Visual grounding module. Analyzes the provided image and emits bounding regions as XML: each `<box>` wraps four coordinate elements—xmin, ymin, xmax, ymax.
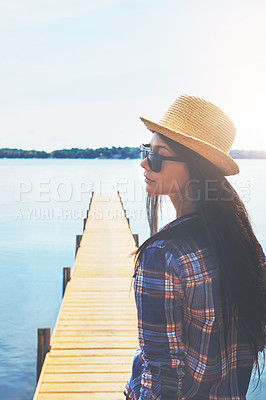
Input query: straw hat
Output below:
<box><xmin>140</xmin><ymin>94</ymin><xmax>239</xmax><ymax>176</ymax></box>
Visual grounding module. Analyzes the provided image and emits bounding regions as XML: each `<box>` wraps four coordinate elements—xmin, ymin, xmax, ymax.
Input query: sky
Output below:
<box><xmin>0</xmin><ymin>0</ymin><xmax>266</xmax><ymax>151</ymax></box>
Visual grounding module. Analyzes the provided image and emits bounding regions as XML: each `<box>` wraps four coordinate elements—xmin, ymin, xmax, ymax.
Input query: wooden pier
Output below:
<box><xmin>33</xmin><ymin>192</ymin><xmax>138</xmax><ymax>400</ymax></box>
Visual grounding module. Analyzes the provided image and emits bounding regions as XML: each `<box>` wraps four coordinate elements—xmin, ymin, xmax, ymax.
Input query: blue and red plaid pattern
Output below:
<box><xmin>124</xmin><ymin>213</ymin><xmax>257</xmax><ymax>399</ymax></box>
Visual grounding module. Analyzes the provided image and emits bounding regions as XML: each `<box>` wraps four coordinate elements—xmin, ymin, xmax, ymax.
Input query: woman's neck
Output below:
<box><xmin>169</xmin><ymin>193</ymin><xmax>197</xmax><ymax>218</ymax></box>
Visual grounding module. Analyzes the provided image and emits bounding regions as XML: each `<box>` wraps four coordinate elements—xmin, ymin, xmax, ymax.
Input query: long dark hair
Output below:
<box><xmin>135</xmin><ymin>134</ymin><xmax>266</xmax><ymax>381</ymax></box>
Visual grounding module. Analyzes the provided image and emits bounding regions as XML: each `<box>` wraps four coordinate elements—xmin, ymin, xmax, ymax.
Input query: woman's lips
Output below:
<box><xmin>144</xmin><ymin>175</ymin><xmax>155</xmax><ymax>183</ymax></box>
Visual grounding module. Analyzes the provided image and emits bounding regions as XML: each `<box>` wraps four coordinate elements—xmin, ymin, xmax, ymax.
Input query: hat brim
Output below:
<box><xmin>140</xmin><ymin>117</ymin><xmax>239</xmax><ymax>176</ymax></box>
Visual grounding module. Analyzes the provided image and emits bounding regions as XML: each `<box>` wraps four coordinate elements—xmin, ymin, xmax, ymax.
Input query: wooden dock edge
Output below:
<box><xmin>33</xmin><ymin>191</ymin><xmax>139</xmax><ymax>400</ymax></box>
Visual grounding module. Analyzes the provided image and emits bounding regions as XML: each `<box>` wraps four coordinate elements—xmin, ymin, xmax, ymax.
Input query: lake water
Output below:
<box><xmin>0</xmin><ymin>158</ymin><xmax>265</xmax><ymax>399</ymax></box>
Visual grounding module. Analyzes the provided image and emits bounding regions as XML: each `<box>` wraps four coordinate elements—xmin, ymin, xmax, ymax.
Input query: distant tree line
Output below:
<box><xmin>0</xmin><ymin>147</ymin><xmax>266</xmax><ymax>159</ymax></box>
<box><xmin>0</xmin><ymin>146</ymin><xmax>140</xmax><ymax>159</ymax></box>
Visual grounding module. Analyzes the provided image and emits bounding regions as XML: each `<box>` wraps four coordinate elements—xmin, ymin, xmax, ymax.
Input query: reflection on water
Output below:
<box><xmin>0</xmin><ymin>158</ymin><xmax>265</xmax><ymax>399</ymax></box>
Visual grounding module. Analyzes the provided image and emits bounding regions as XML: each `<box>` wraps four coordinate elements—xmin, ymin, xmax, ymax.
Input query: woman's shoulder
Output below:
<box><xmin>143</xmin><ymin>214</ymin><xmax>217</xmax><ymax>280</ymax></box>
<box><xmin>148</xmin><ymin>213</ymin><xmax>208</xmax><ymax>254</ymax></box>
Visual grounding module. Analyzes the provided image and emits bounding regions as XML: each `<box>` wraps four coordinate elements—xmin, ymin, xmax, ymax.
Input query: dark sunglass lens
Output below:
<box><xmin>149</xmin><ymin>152</ymin><xmax>161</xmax><ymax>172</ymax></box>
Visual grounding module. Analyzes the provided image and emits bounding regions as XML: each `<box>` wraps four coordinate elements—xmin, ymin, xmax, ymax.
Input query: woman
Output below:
<box><xmin>124</xmin><ymin>95</ymin><xmax>266</xmax><ymax>399</ymax></box>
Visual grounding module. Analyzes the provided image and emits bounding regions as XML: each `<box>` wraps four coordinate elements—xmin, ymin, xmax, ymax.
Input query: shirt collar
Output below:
<box><xmin>159</xmin><ymin>212</ymin><xmax>199</xmax><ymax>233</ymax></box>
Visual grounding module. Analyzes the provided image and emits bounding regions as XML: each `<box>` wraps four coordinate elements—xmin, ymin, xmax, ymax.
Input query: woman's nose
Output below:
<box><xmin>140</xmin><ymin>157</ymin><xmax>151</xmax><ymax>170</ymax></box>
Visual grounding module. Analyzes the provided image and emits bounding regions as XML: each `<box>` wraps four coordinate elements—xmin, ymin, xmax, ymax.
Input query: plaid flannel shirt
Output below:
<box><xmin>124</xmin><ymin>213</ymin><xmax>255</xmax><ymax>400</ymax></box>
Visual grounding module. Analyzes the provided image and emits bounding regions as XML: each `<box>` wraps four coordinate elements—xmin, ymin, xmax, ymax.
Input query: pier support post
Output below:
<box><xmin>133</xmin><ymin>234</ymin><xmax>139</xmax><ymax>247</ymax></box>
<box><xmin>63</xmin><ymin>267</ymin><xmax>71</xmax><ymax>297</ymax></box>
<box><xmin>88</xmin><ymin>191</ymin><xmax>94</xmax><ymax>211</ymax></box>
<box><xmin>83</xmin><ymin>218</ymin><xmax>87</xmax><ymax>231</ymax></box>
<box><xmin>76</xmin><ymin>234</ymin><xmax>82</xmax><ymax>256</ymax></box>
<box><xmin>37</xmin><ymin>328</ymin><xmax>50</xmax><ymax>382</ymax></box>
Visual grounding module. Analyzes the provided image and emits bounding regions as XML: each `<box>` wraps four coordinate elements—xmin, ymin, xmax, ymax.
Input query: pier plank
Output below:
<box><xmin>40</xmin><ymin>382</ymin><xmax>127</xmax><ymax>391</ymax></box>
<box><xmin>38</xmin><ymin>394</ymin><xmax>124</xmax><ymax>400</ymax></box>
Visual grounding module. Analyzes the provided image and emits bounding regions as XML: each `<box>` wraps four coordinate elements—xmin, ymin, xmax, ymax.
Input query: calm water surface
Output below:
<box><xmin>0</xmin><ymin>158</ymin><xmax>265</xmax><ymax>399</ymax></box>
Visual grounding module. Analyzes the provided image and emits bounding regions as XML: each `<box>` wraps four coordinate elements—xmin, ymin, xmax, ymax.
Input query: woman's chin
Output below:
<box><xmin>145</xmin><ymin>183</ymin><xmax>161</xmax><ymax>196</ymax></box>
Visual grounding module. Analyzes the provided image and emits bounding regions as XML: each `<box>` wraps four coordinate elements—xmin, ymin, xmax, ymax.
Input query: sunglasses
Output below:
<box><xmin>140</xmin><ymin>144</ymin><xmax>185</xmax><ymax>173</ymax></box>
